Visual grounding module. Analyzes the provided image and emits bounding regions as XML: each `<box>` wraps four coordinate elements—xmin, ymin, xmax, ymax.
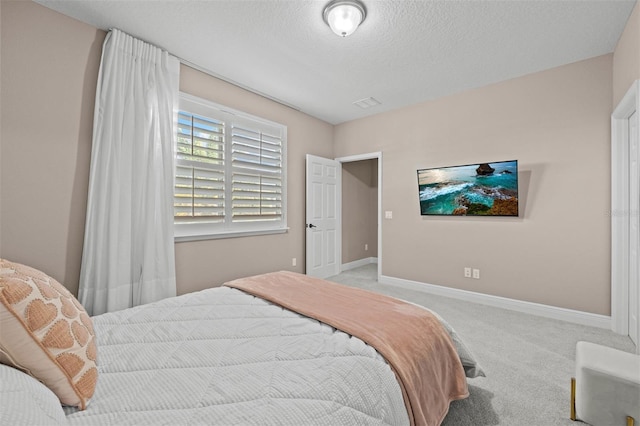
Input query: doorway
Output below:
<box><xmin>341</xmin><ymin>158</ymin><xmax>379</xmax><ymax>271</ymax></box>
<box><xmin>337</xmin><ymin>152</ymin><xmax>382</xmax><ymax>280</ymax></box>
<box><xmin>305</xmin><ymin>152</ymin><xmax>382</xmax><ymax>280</ymax></box>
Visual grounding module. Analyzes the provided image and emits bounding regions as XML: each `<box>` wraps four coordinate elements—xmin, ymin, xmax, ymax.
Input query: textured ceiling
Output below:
<box><xmin>35</xmin><ymin>0</ymin><xmax>637</xmax><ymax>124</ymax></box>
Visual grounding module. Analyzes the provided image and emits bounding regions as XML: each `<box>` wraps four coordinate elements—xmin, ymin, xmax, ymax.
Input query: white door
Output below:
<box><xmin>305</xmin><ymin>154</ymin><xmax>341</xmax><ymax>278</ymax></box>
<box><xmin>629</xmin><ymin>111</ymin><xmax>639</xmax><ymax>347</ymax></box>
<box><xmin>612</xmin><ymin>82</ymin><xmax>640</xmax><ymax>352</ymax></box>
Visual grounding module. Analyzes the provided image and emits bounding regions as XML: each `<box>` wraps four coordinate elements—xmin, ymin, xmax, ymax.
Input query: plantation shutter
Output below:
<box><xmin>231</xmin><ymin>120</ymin><xmax>284</xmax><ymax>224</ymax></box>
<box><xmin>174</xmin><ymin>93</ymin><xmax>287</xmax><ymax>240</ymax></box>
<box><xmin>174</xmin><ymin>111</ymin><xmax>225</xmax><ymax>223</ymax></box>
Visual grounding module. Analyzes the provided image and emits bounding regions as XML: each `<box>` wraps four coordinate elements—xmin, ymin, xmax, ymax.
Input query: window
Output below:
<box><xmin>174</xmin><ymin>93</ymin><xmax>287</xmax><ymax>240</ymax></box>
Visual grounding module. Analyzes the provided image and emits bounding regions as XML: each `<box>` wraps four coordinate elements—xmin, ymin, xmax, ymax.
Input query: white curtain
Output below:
<box><xmin>79</xmin><ymin>29</ymin><xmax>180</xmax><ymax>316</ymax></box>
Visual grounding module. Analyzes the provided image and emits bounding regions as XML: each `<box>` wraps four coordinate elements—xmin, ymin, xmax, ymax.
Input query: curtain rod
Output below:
<box><xmin>178</xmin><ymin>58</ymin><xmax>302</xmax><ymax>113</ymax></box>
<box><xmin>105</xmin><ymin>29</ymin><xmax>300</xmax><ymax>112</ymax></box>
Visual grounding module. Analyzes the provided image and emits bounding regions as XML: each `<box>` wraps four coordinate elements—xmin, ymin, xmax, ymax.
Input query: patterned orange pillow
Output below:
<box><xmin>0</xmin><ymin>259</ymin><xmax>97</xmax><ymax>409</ymax></box>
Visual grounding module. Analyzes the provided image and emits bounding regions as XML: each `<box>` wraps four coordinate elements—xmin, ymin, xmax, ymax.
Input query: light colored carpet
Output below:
<box><xmin>327</xmin><ymin>264</ymin><xmax>636</xmax><ymax>426</ymax></box>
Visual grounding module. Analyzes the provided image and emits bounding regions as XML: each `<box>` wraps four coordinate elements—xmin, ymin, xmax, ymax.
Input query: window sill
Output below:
<box><xmin>174</xmin><ymin>227</ymin><xmax>289</xmax><ymax>243</ymax></box>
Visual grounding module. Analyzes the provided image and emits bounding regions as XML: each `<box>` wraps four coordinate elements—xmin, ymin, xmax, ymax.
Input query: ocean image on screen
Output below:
<box><xmin>417</xmin><ymin>160</ymin><xmax>519</xmax><ymax>216</ymax></box>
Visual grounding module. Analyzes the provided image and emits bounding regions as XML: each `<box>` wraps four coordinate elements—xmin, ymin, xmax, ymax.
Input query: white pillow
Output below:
<box><xmin>0</xmin><ymin>363</ymin><xmax>68</xmax><ymax>425</ymax></box>
<box><xmin>402</xmin><ymin>299</ymin><xmax>486</xmax><ymax>378</ymax></box>
<box><xmin>428</xmin><ymin>308</ymin><xmax>486</xmax><ymax>378</ymax></box>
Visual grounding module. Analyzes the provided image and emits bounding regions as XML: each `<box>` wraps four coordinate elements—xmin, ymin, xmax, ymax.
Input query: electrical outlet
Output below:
<box><xmin>365</xmin><ymin>244</ymin><xmax>368</xmax><ymax>251</ymax></box>
<box><xmin>472</xmin><ymin>268</ymin><xmax>480</xmax><ymax>279</ymax></box>
<box><xmin>292</xmin><ymin>258</ymin><xmax>297</xmax><ymax>267</ymax></box>
<box><xmin>464</xmin><ymin>267</ymin><xmax>472</xmax><ymax>278</ymax></box>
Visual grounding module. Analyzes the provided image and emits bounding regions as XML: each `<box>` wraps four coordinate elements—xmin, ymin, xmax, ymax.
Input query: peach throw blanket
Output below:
<box><xmin>225</xmin><ymin>271</ymin><xmax>469</xmax><ymax>426</ymax></box>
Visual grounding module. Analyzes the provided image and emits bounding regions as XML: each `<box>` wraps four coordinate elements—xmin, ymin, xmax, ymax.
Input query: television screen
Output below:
<box><xmin>417</xmin><ymin>160</ymin><xmax>519</xmax><ymax>216</ymax></box>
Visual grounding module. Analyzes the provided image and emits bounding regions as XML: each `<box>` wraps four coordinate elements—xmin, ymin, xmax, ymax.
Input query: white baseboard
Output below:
<box><xmin>379</xmin><ymin>275</ymin><xmax>612</xmax><ymax>330</ymax></box>
<box><xmin>341</xmin><ymin>257</ymin><xmax>378</xmax><ymax>272</ymax></box>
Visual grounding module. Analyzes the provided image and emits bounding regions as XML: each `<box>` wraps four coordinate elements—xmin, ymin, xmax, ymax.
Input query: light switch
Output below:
<box><xmin>385</xmin><ymin>211</ymin><xmax>393</xmax><ymax>219</ymax></box>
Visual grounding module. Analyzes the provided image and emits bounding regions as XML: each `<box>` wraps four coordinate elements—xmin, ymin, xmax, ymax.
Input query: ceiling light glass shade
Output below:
<box><xmin>323</xmin><ymin>0</ymin><xmax>367</xmax><ymax>37</ymax></box>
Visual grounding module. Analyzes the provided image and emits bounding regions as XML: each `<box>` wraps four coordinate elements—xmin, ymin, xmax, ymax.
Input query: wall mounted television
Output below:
<box><xmin>417</xmin><ymin>160</ymin><xmax>519</xmax><ymax>216</ymax></box>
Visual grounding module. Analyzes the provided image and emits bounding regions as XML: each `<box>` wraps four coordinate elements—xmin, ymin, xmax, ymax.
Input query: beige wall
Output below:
<box><xmin>0</xmin><ymin>1</ymin><xmax>334</xmax><ymax>296</ymax></box>
<box><xmin>1</xmin><ymin>1</ymin><xmax>104</xmax><ymax>297</ymax></box>
<box><xmin>0</xmin><ymin>1</ymin><xmax>632</xmax><ymax>317</ymax></box>
<box><xmin>613</xmin><ymin>2</ymin><xmax>640</xmax><ymax>106</ymax></box>
<box><xmin>176</xmin><ymin>66</ymin><xmax>333</xmax><ymax>294</ymax></box>
<box><xmin>342</xmin><ymin>159</ymin><xmax>378</xmax><ymax>264</ymax></box>
<box><xmin>334</xmin><ymin>55</ymin><xmax>613</xmax><ymax>315</ymax></box>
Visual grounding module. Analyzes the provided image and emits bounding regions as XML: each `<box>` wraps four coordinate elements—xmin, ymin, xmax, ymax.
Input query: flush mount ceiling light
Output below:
<box><xmin>323</xmin><ymin>0</ymin><xmax>367</xmax><ymax>37</ymax></box>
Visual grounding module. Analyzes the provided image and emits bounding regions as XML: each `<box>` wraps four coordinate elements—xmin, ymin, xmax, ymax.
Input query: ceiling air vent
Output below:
<box><xmin>353</xmin><ymin>97</ymin><xmax>380</xmax><ymax>109</ymax></box>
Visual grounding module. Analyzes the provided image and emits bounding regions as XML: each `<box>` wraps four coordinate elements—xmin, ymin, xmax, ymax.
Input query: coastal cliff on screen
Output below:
<box><xmin>417</xmin><ymin>160</ymin><xmax>519</xmax><ymax>216</ymax></box>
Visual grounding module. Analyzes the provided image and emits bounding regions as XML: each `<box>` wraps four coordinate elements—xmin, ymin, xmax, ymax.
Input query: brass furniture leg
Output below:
<box><xmin>571</xmin><ymin>377</ymin><xmax>576</xmax><ymax>421</ymax></box>
<box><xmin>628</xmin><ymin>416</ymin><xmax>635</xmax><ymax>426</ymax></box>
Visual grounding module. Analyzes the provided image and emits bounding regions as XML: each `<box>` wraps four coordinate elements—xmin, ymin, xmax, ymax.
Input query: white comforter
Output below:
<box><xmin>64</xmin><ymin>286</ymin><xmax>410</xmax><ymax>425</ymax></box>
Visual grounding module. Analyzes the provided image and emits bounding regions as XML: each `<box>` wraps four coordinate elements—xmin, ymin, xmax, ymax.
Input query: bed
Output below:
<box><xmin>0</xmin><ymin>260</ymin><xmax>484</xmax><ymax>426</ymax></box>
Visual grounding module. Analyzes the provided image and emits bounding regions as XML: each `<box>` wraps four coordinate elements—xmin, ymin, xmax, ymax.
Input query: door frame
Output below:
<box><xmin>611</xmin><ymin>80</ymin><xmax>639</xmax><ymax>351</ymax></box>
<box><xmin>336</xmin><ymin>152</ymin><xmax>383</xmax><ymax>280</ymax></box>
